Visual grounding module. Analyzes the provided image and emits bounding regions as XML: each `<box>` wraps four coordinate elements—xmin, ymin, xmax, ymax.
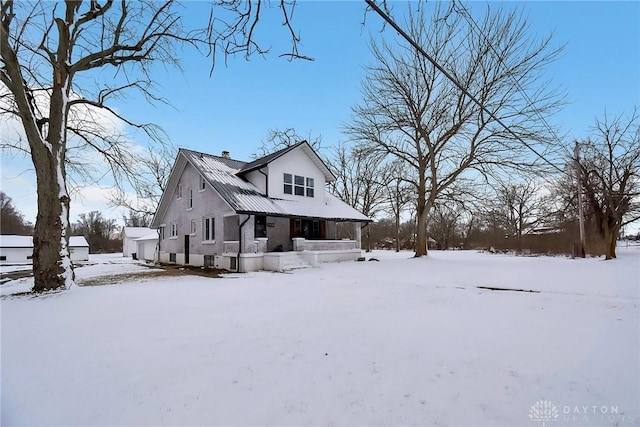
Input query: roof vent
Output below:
<box><xmin>221</xmin><ymin>150</ymin><xmax>230</xmax><ymax>159</ymax></box>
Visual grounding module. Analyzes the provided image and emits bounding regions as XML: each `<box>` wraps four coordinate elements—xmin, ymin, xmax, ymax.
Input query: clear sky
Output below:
<box><xmin>1</xmin><ymin>0</ymin><xmax>639</xmax><ymax>226</ymax></box>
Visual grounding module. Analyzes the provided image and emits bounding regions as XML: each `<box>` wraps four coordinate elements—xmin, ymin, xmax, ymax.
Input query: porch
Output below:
<box><xmin>221</xmin><ymin>236</ymin><xmax>362</xmax><ymax>272</ymax></box>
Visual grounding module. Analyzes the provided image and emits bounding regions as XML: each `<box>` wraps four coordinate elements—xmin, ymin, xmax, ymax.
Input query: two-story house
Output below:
<box><xmin>151</xmin><ymin>141</ymin><xmax>371</xmax><ymax>272</ymax></box>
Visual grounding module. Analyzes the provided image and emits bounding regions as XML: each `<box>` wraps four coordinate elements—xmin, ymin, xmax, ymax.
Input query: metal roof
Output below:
<box><xmin>151</xmin><ymin>147</ymin><xmax>371</xmax><ymax>228</ymax></box>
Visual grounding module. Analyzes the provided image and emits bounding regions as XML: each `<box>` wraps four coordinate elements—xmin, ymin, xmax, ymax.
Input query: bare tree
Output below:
<box><xmin>1</xmin><ymin>1</ymin><xmax>305</xmax><ymax>292</ymax></box>
<box><xmin>383</xmin><ymin>159</ymin><xmax>412</xmax><ymax>252</ymax></box>
<box><xmin>253</xmin><ymin>127</ymin><xmax>323</xmax><ymax>158</ymax></box>
<box><xmin>109</xmin><ymin>146</ymin><xmax>176</xmax><ymax>223</ymax></box>
<box><xmin>428</xmin><ymin>202</ymin><xmax>465</xmax><ymax>250</ymax></box>
<box><xmin>577</xmin><ymin>109</ymin><xmax>640</xmax><ymax>260</ymax></box>
<box><xmin>346</xmin><ymin>2</ymin><xmax>563</xmax><ymax>257</ymax></box>
<box><xmin>491</xmin><ymin>178</ymin><xmax>544</xmax><ymax>251</ymax></box>
<box><xmin>0</xmin><ymin>191</ymin><xmax>33</xmax><ymax>235</ymax></box>
<box><xmin>73</xmin><ymin>211</ymin><xmax>118</xmax><ymax>254</ymax></box>
<box><xmin>328</xmin><ymin>143</ymin><xmax>389</xmax><ymax>250</ymax></box>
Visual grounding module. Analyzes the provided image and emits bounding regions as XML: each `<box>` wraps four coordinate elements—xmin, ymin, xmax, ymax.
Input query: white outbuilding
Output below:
<box><xmin>0</xmin><ymin>235</ymin><xmax>89</xmax><ymax>264</ymax></box>
<box><xmin>134</xmin><ymin>233</ymin><xmax>158</xmax><ymax>262</ymax></box>
<box><xmin>121</xmin><ymin>227</ymin><xmax>154</xmax><ymax>258</ymax></box>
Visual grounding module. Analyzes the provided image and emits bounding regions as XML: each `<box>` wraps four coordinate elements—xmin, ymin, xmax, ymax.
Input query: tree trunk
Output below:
<box><xmin>604</xmin><ymin>225</ymin><xmax>618</xmax><ymax>260</ymax></box>
<box><xmin>366</xmin><ymin>226</ymin><xmax>371</xmax><ymax>253</ymax></box>
<box><xmin>30</xmin><ymin>15</ymin><xmax>75</xmax><ymax>292</ymax></box>
<box><xmin>32</xmin><ymin>148</ymin><xmax>74</xmax><ymax>292</ymax></box>
<box><xmin>415</xmin><ymin>207</ymin><xmax>428</xmax><ymax>256</ymax></box>
<box><xmin>395</xmin><ymin>212</ymin><xmax>400</xmax><ymax>252</ymax></box>
<box><xmin>414</xmin><ymin>171</ymin><xmax>429</xmax><ymax>257</ymax></box>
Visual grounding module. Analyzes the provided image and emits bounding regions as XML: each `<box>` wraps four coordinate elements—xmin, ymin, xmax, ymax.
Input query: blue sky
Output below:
<box><xmin>1</xmin><ymin>1</ymin><xmax>639</xmax><ymax>224</ymax></box>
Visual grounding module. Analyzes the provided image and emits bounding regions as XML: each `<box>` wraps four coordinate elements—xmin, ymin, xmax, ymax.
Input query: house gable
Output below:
<box><xmin>151</xmin><ymin>150</ymin><xmax>242</xmax><ymax>229</ymax></box>
<box><xmin>266</xmin><ymin>145</ymin><xmax>327</xmax><ymax>202</ymax></box>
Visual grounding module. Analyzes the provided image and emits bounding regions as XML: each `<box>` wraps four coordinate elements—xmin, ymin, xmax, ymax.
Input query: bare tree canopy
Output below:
<box><xmin>346</xmin><ymin>2</ymin><xmax>563</xmax><ymax>257</ymax></box>
<box><xmin>577</xmin><ymin>109</ymin><xmax>640</xmax><ymax>259</ymax></box>
<box><xmin>254</xmin><ymin>127</ymin><xmax>323</xmax><ymax>158</ymax></box>
<box><xmin>0</xmin><ymin>0</ymin><xmax>305</xmax><ymax>292</ymax></box>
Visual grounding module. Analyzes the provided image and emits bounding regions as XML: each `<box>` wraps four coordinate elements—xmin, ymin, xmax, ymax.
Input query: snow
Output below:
<box><xmin>1</xmin><ymin>249</ymin><xmax>639</xmax><ymax>426</ymax></box>
<box><xmin>123</xmin><ymin>227</ymin><xmax>155</xmax><ymax>239</ymax></box>
<box><xmin>0</xmin><ymin>235</ymin><xmax>88</xmax><ymax>248</ymax></box>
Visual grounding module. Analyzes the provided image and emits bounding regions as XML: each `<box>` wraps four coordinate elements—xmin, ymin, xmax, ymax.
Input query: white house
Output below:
<box><xmin>151</xmin><ymin>141</ymin><xmax>372</xmax><ymax>272</ymax></box>
<box><xmin>0</xmin><ymin>235</ymin><xmax>89</xmax><ymax>264</ymax></box>
<box><xmin>121</xmin><ymin>227</ymin><xmax>155</xmax><ymax>258</ymax></box>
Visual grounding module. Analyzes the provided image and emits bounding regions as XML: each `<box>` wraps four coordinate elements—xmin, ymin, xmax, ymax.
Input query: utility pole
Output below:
<box><xmin>574</xmin><ymin>141</ymin><xmax>586</xmax><ymax>258</ymax></box>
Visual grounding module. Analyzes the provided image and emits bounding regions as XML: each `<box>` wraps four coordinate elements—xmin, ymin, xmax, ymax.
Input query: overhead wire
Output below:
<box><xmin>450</xmin><ymin>1</ymin><xmax>571</xmax><ymax>167</ymax></box>
<box><xmin>364</xmin><ymin>0</ymin><xmax>569</xmax><ymax>176</ymax></box>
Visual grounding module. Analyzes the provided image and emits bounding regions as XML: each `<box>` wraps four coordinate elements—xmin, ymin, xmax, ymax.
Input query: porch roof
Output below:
<box><xmin>238</xmin><ymin>192</ymin><xmax>372</xmax><ymax>222</ymax></box>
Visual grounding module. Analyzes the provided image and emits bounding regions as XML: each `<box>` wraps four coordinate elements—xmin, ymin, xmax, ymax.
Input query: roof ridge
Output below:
<box><xmin>178</xmin><ymin>147</ymin><xmax>246</xmax><ymax>164</ymax></box>
<box><xmin>238</xmin><ymin>140</ymin><xmax>308</xmax><ymax>175</ymax></box>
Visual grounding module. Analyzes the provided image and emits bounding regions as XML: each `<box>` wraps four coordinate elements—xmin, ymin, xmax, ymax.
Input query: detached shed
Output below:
<box><xmin>69</xmin><ymin>236</ymin><xmax>90</xmax><ymax>262</ymax></box>
<box><xmin>135</xmin><ymin>233</ymin><xmax>158</xmax><ymax>262</ymax></box>
<box><xmin>122</xmin><ymin>227</ymin><xmax>154</xmax><ymax>258</ymax></box>
<box><xmin>0</xmin><ymin>235</ymin><xmax>89</xmax><ymax>264</ymax></box>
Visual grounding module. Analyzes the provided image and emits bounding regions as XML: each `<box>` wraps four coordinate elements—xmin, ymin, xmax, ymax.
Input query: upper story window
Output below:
<box><xmin>187</xmin><ymin>188</ymin><xmax>193</xmax><ymax>210</ymax></box>
<box><xmin>306</xmin><ymin>178</ymin><xmax>315</xmax><ymax>197</ymax></box>
<box><xmin>199</xmin><ymin>175</ymin><xmax>206</xmax><ymax>191</ymax></box>
<box><xmin>283</xmin><ymin>173</ymin><xmax>315</xmax><ymax>198</ymax></box>
<box><xmin>177</xmin><ymin>183</ymin><xmax>183</xmax><ymax>199</ymax></box>
<box><xmin>284</xmin><ymin>173</ymin><xmax>293</xmax><ymax>194</ymax></box>
<box><xmin>170</xmin><ymin>222</ymin><xmax>178</xmax><ymax>238</ymax></box>
<box><xmin>294</xmin><ymin>175</ymin><xmax>304</xmax><ymax>196</ymax></box>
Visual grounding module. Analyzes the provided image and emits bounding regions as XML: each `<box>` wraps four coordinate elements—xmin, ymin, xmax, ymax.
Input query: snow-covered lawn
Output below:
<box><xmin>1</xmin><ymin>249</ymin><xmax>638</xmax><ymax>426</ymax></box>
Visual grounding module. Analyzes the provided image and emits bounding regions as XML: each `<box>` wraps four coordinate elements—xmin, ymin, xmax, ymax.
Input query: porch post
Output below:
<box><xmin>353</xmin><ymin>222</ymin><xmax>362</xmax><ymax>249</ymax></box>
<box><xmin>240</xmin><ymin>215</ymin><xmax>256</xmax><ymax>253</ymax></box>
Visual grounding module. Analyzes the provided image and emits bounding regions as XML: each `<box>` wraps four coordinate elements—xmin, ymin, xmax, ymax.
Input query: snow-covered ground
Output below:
<box><xmin>1</xmin><ymin>249</ymin><xmax>638</xmax><ymax>426</ymax></box>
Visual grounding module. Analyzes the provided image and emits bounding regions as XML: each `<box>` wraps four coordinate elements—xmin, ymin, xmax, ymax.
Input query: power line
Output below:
<box><xmin>451</xmin><ymin>1</ymin><xmax>569</xmax><ymax>161</ymax></box>
<box><xmin>364</xmin><ymin>0</ymin><xmax>567</xmax><ymax>176</ymax></box>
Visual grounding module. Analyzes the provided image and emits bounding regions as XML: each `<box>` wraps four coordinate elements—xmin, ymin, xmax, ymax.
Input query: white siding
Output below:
<box><xmin>267</xmin><ymin>146</ymin><xmax>326</xmax><ymax>202</ymax></box>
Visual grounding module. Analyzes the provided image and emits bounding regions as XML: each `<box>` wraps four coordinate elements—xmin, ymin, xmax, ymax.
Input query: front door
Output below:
<box><xmin>184</xmin><ymin>234</ymin><xmax>190</xmax><ymax>264</ymax></box>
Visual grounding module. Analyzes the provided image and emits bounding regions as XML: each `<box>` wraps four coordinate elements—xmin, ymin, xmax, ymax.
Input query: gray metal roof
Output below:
<box><xmin>151</xmin><ymin>147</ymin><xmax>371</xmax><ymax>228</ymax></box>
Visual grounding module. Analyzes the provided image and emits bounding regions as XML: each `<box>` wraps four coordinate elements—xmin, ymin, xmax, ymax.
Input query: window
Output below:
<box><xmin>294</xmin><ymin>175</ymin><xmax>305</xmax><ymax>196</ymax></box>
<box><xmin>187</xmin><ymin>188</ymin><xmax>193</xmax><ymax>210</ymax></box>
<box><xmin>169</xmin><ymin>253</ymin><xmax>176</xmax><ymax>263</ymax></box>
<box><xmin>159</xmin><ymin>226</ymin><xmax>166</xmax><ymax>240</ymax></box>
<box><xmin>190</xmin><ymin>220</ymin><xmax>197</xmax><ymax>235</ymax></box>
<box><xmin>170</xmin><ymin>222</ymin><xmax>178</xmax><ymax>238</ymax></box>
<box><xmin>283</xmin><ymin>172</ymin><xmax>316</xmax><ymax>197</ymax></box>
<box><xmin>203</xmin><ymin>216</ymin><xmax>215</xmax><ymax>241</ymax></box>
<box><xmin>177</xmin><ymin>183</ymin><xmax>183</xmax><ymax>199</ymax></box>
<box><xmin>291</xmin><ymin>219</ymin><xmax>324</xmax><ymax>239</ymax></box>
<box><xmin>0</xmin><ymin>256</ymin><xmax>6</xmax><ymax>261</ymax></box>
<box><xmin>199</xmin><ymin>175</ymin><xmax>206</xmax><ymax>191</ymax></box>
<box><xmin>255</xmin><ymin>215</ymin><xmax>267</xmax><ymax>238</ymax></box>
<box><xmin>306</xmin><ymin>177</ymin><xmax>315</xmax><ymax>197</ymax></box>
<box><xmin>284</xmin><ymin>173</ymin><xmax>292</xmax><ymax>194</ymax></box>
